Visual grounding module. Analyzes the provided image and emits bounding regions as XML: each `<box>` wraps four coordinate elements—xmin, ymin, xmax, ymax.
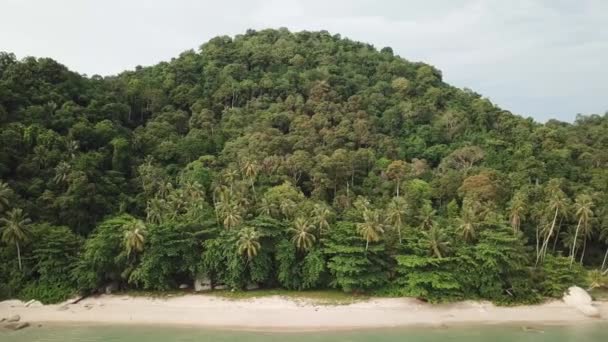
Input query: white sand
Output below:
<box><xmin>1</xmin><ymin>295</ymin><xmax>607</xmax><ymax>330</ymax></box>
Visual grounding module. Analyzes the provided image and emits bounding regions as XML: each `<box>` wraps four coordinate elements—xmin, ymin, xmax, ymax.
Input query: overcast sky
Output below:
<box><xmin>1</xmin><ymin>0</ymin><xmax>606</xmax><ymax>122</ymax></box>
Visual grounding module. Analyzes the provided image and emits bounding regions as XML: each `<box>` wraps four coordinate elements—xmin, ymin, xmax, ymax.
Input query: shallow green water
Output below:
<box><xmin>2</xmin><ymin>324</ymin><xmax>607</xmax><ymax>342</ymax></box>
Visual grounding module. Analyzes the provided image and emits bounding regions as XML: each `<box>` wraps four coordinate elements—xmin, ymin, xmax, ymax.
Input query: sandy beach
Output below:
<box><xmin>1</xmin><ymin>294</ymin><xmax>607</xmax><ymax>330</ymax></box>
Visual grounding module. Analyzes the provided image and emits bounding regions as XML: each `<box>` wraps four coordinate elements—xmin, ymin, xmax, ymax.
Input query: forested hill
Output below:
<box><xmin>1</xmin><ymin>29</ymin><xmax>607</xmax><ymax>304</ymax></box>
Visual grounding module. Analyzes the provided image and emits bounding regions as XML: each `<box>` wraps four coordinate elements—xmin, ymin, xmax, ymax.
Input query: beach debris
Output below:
<box><xmin>6</xmin><ymin>314</ymin><xmax>20</xmax><ymax>323</ymax></box>
<box><xmin>25</xmin><ymin>299</ymin><xmax>43</xmax><ymax>308</ymax></box>
<box><xmin>215</xmin><ymin>284</ymin><xmax>228</xmax><ymax>290</ymax></box>
<box><xmin>57</xmin><ymin>305</ymin><xmax>69</xmax><ymax>311</ymax></box>
<box><xmin>84</xmin><ymin>303</ymin><xmax>94</xmax><ymax>310</ymax></box>
<box><xmin>179</xmin><ymin>284</ymin><xmax>189</xmax><ymax>289</ymax></box>
<box><xmin>0</xmin><ymin>318</ymin><xmax>5</xmax><ymax>323</ymax></box>
<box><xmin>4</xmin><ymin>322</ymin><xmax>30</xmax><ymax>331</ymax></box>
<box><xmin>562</xmin><ymin>286</ymin><xmax>601</xmax><ymax>318</ymax></box>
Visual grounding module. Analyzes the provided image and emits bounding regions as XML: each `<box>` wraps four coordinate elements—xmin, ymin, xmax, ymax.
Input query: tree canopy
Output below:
<box><xmin>0</xmin><ymin>29</ymin><xmax>606</xmax><ymax>303</ymax></box>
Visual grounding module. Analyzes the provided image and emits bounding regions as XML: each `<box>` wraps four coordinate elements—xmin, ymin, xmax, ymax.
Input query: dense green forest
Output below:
<box><xmin>1</xmin><ymin>29</ymin><xmax>607</xmax><ymax>304</ymax></box>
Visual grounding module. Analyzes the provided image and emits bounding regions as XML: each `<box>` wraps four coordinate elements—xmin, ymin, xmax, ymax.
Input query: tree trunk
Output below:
<box><xmin>365</xmin><ymin>238</ymin><xmax>369</xmax><ymax>251</ymax></box>
<box><xmin>552</xmin><ymin>217</ymin><xmax>563</xmax><ymax>252</ymax></box>
<box><xmin>16</xmin><ymin>242</ymin><xmax>22</xmax><ymax>271</ymax></box>
<box><xmin>537</xmin><ymin>207</ymin><xmax>558</xmax><ymax>265</ymax></box>
<box><xmin>570</xmin><ymin>218</ymin><xmax>583</xmax><ymax>266</ymax></box>
<box><xmin>396</xmin><ymin>180</ymin><xmax>400</xmax><ymax>197</ymax></box>
<box><xmin>579</xmin><ymin>238</ymin><xmax>587</xmax><ymax>265</ymax></box>
<box><xmin>602</xmin><ymin>247</ymin><xmax>608</xmax><ymax>272</ymax></box>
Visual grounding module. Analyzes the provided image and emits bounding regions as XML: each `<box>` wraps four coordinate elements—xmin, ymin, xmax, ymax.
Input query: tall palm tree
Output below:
<box><xmin>386</xmin><ymin>196</ymin><xmax>407</xmax><ymax>243</ymax></box>
<box><xmin>241</xmin><ymin>160</ymin><xmax>259</xmax><ymax>196</ymax></box>
<box><xmin>124</xmin><ymin>220</ymin><xmax>146</xmax><ymax>256</ymax></box>
<box><xmin>290</xmin><ymin>217</ymin><xmax>316</xmax><ymax>251</ymax></box>
<box><xmin>311</xmin><ymin>203</ymin><xmax>332</xmax><ymax>235</ymax></box>
<box><xmin>570</xmin><ymin>194</ymin><xmax>593</xmax><ymax>266</ymax></box>
<box><xmin>357</xmin><ymin>209</ymin><xmax>384</xmax><ymax>251</ymax></box>
<box><xmin>423</xmin><ymin>225</ymin><xmax>450</xmax><ymax>258</ymax></box>
<box><xmin>237</xmin><ymin>227</ymin><xmax>261</xmax><ymax>259</ymax></box>
<box><xmin>0</xmin><ymin>181</ymin><xmax>13</xmax><ymax>213</ymax></box>
<box><xmin>599</xmin><ymin>215</ymin><xmax>608</xmax><ymax>273</ymax></box>
<box><xmin>508</xmin><ymin>191</ymin><xmax>526</xmax><ymax>233</ymax></box>
<box><xmin>537</xmin><ymin>185</ymin><xmax>569</xmax><ymax>265</ymax></box>
<box><xmin>0</xmin><ymin>208</ymin><xmax>32</xmax><ymax>271</ymax></box>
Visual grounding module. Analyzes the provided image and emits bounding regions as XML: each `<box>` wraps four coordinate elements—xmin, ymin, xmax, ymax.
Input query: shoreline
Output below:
<box><xmin>2</xmin><ymin>294</ymin><xmax>607</xmax><ymax>331</ymax></box>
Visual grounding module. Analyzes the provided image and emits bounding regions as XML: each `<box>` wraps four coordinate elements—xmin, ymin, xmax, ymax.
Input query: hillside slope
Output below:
<box><xmin>0</xmin><ymin>29</ymin><xmax>607</xmax><ymax>303</ymax></box>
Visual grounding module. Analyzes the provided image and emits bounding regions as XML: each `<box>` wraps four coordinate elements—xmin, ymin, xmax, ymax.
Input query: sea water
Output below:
<box><xmin>1</xmin><ymin>323</ymin><xmax>607</xmax><ymax>342</ymax></box>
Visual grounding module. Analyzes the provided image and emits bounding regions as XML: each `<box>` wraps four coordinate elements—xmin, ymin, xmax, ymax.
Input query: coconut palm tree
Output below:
<box><xmin>290</xmin><ymin>217</ymin><xmax>316</xmax><ymax>251</ymax></box>
<box><xmin>599</xmin><ymin>215</ymin><xmax>608</xmax><ymax>273</ymax></box>
<box><xmin>0</xmin><ymin>181</ymin><xmax>12</xmax><ymax>213</ymax></box>
<box><xmin>417</xmin><ymin>201</ymin><xmax>436</xmax><ymax>231</ymax></box>
<box><xmin>456</xmin><ymin>203</ymin><xmax>478</xmax><ymax>243</ymax></box>
<box><xmin>570</xmin><ymin>194</ymin><xmax>593</xmax><ymax>266</ymax></box>
<box><xmin>53</xmin><ymin>161</ymin><xmax>71</xmax><ymax>185</ymax></box>
<box><xmin>241</xmin><ymin>160</ymin><xmax>259</xmax><ymax>196</ymax></box>
<box><xmin>508</xmin><ymin>191</ymin><xmax>526</xmax><ymax>233</ymax></box>
<box><xmin>124</xmin><ymin>219</ymin><xmax>146</xmax><ymax>256</ymax></box>
<box><xmin>237</xmin><ymin>227</ymin><xmax>261</xmax><ymax>259</ymax></box>
<box><xmin>257</xmin><ymin>197</ymin><xmax>277</xmax><ymax>217</ymax></box>
<box><xmin>146</xmin><ymin>197</ymin><xmax>167</xmax><ymax>224</ymax></box>
<box><xmin>357</xmin><ymin>209</ymin><xmax>384</xmax><ymax>251</ymax></box>
<box><xmin>537</xmin><ymin>185</ymin><xmax>569</xmax><ymax>265</ymax></box>
<box><xmin>222</xmin><ymin>203</ymin><xmax>243</xmax><ymax>229</ymax></box>
<box><xmin>423</xmin><ymin>225</ymin><xmax>450</xmax><ymax>258</ymax></box>
<box><xmin>279</xmin><ymin>199</ymin><xmax>297</xmax><ymax>219</ymax></box>
<box><xmin>386</xmin><ymin>196</ymin><xmax>407</xmax><ymax>243</ymax></box>
<box><xmin>311</xmin><ymin>203</ymin><xmax>332</xmax><ymax>235</ymax></box>
<box><xmin>0</xmin><ymin>208</ymin><xmax>32</xmax><ymax>271</ymax></box>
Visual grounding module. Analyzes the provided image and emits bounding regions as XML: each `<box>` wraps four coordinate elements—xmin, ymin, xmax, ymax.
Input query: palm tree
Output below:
<box><xmin>223</xmin><ymin>169</ymin><xmax>239</xmax><ymax>194</ymax></box>
<box><xmin>417</xmin><ymin>201</ymin><xmax>436</xmax><ymax>230</ymax></box>
<box><xmin>146</xmin><ymin>197</ymin><xmax>167</xmax><ymax>224</ymax></box>
<box><xmin>290</xmin><ymin>217</ymin><xmax>316</xmax><ymax>251</ymax></box>
<box><xmin>241</xmin><ymin>160</ymin><xmax>259</xmax><ymax>196</ymax></box>
<box><xmin>456</xmin><ymin>203</ymin><xmax>478</xmax><ymax>243</ymax></box>
<box><xmin>53</xmin><ymin>162</ymin><xmax>71</xmax><ymax>185</ymax></box>
<box><xmin>0</xmin><ymin>208</ymin><xmax>32</xmax><ymax>271</ymax></box>
<box><xmin>570</xmin><ymin>194</ymin><xmax>593</xmax><ymax>266</ymax></box>
<box><xmin>257</xmin><ymin>197</ymin><xmax>277</xmax><ymax>217</ymax></box>
<box><xmin>357</xmin><ymin>209</ymin><xmax>384</xmax><ymax>251</ymax></box>
<box><xmin>599</xmin><ymin>215</ymin><xmax>608</xmax><ymax>273</ymax></box>
<box><xmin>222</xmin><ymin>203</ymin><xmax>243</xmax><ymax>229</ymax></box>
<box><xmin>537</xmin><ymin>185</ymin><xmax>569</xmax><ymax>265</ymax></box>
<box><xmin>422</xmin><ymin>225</ymin><xmax>450</xmax><ymax>258</ymax></box>
<box><xmin>0</xmin><ymin>181</ymin><xmax>12</xmax><ymax>213</ymax></box>
<box><xmin>237</xmin><ymin>227</ymin><xmax>261</xmax><ymax>259</ymax></box>
<box><xmin>124</xmin><ymin>220</ymin><xmax>146</xmax><ymax>256</ymax></box>
<box><xmin>386</xmin><ymin>196</ymin><xmax>407</xmax><ymax>243</ymax></box>
<box><xmin>279</xmin><ymin>199</ymin><xmax>297</xmax><ymax>219</ymax></box>
<box><xmin>508</xmin><ymin>191</ymin><xmax>526</xmax><ymax>233</ymax></box>
<box><xmin>311</xmin><ymin>203</ymin><xmax>332</xmax><ymax>235</ymax></box>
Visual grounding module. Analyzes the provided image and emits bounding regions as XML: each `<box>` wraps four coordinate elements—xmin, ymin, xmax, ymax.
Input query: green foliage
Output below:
<box><xmin>129</xmin><ymin>223</ymin><xmax>199</xmax><ymax>290</ymax></box>
<box><xmin>324</xmin><ymin>222</ymin><xmax>388</xmax><ymax>292</ymax></box>
<box><xmin>0</xmin><ymin>29</ymin><xmax>606</xmax><ymax>303</ymax></box>
<box><xmin>537</xmin><ymin>255</ymin><xmax>587</xmax><ymax>297</ymax></box>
